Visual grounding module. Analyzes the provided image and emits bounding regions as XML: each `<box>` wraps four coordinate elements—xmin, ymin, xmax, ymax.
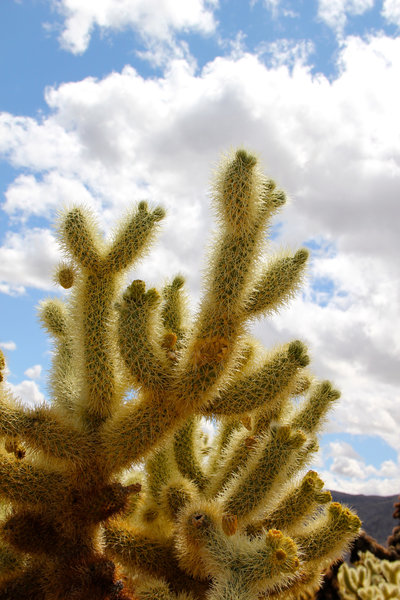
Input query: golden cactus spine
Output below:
<box><xmin>0</xmin><ymin>149</ymin><xmax>360</xmax><ymax>600</ymax></box>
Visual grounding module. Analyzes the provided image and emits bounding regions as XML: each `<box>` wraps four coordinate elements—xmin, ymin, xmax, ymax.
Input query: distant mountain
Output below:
<box><xmin>330</xmin><ymin>490</ymin><xmax>399</xmax><ymax>546</ymax></box>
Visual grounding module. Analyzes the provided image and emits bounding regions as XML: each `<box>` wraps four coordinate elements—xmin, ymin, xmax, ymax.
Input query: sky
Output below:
<box><xmin>0</xmin><ymin>0</ymin><xmax>399</xmax><ymax>497</ymax></box>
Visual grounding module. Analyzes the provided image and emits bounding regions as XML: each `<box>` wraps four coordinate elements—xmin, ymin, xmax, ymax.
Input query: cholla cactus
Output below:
<box><xmin>0</xmin><ymin>150</ymin><xmax>361</xmax><ymax>600</ymax></box>
<box><xmin>338</xmin><ymin>551</ymin><xmax>400</xmax><ymax>600</ymax></box>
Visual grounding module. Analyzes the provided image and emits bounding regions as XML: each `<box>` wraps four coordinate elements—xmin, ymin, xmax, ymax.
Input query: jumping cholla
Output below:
<box><xmin>0</xmin><ymin>149</ymin><xmax>361</xmax><ymax>600</ymax></box>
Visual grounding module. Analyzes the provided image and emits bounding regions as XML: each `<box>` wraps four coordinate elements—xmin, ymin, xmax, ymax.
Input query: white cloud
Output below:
<box><xmin>3</xmin><ymin>172</ymin><xmax>96</xmax><ymax>222</ymax></box>
<box><xmin>309</xmin><ymin>441</ymin><xmax>400</xmax><ymax>494</ymax></box>
<box><xmin>7</xmin><ymin>380</ymin><xmax>46</xmax><ymax>408</ymax></box>
<box><xmin>52</xmin><ymin>0</ymin><xmax>218</xmax><ymax>55</ymax></box>
<box><xmin>0</xmin><ymin>228</ymin><xmax>61</xmax><ymax>295</ymax></box>
<box><xmin>24</xmin><ymin>364</ymin><xmax>43</xmax><ymax>380</ymax></box>
<box><xmin>317</xmin><ymin>0</ymin><xmax>374</xmax><ymax>34</ymax></box>
<box><xmin>329</xmin><ymin>441</ymin><xmax>361</xmax><ymax>460</ymax></box>
<box><xmin>320</xmin><ymin>468</ymin><xmax>400</xmax><ymax>495</ymax></box>
<box><xmin>382</xmin><ymin>0</ymin><xmax>400</xmax><ymax>26</ymax></box>
<box><xmin>260</xmin><ymin>0</ymin><xmax>281</xmax><ymax>17</ymax></box>
<box><xmin>257</xmin><ymin>39</ymin><xmax>315</xmax><ymax>68</ymax></box>
<box><xmin>0</xmin><ymin>341</ymin><xmax>17</xmax><ymax>351</ymax></box>
<box><xmin>0</xmin><ymin>112</ymin><xmax>81</xmax><ymax>171</ymax></box>
<box><xmin>1</xmin><ymin>33</ymin><xmax>400</xmax><ymax>492</ymax></box>
<box><xmin>331</xmin><ymin>455</ymin><xmax>369</xmax><ymax>479</ymax></box>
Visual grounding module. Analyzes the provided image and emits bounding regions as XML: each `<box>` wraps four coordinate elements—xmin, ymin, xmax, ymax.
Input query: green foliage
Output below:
<box><xmin>0</xmin><ymin>149</ymin><xmax>360</xmax><ymax>599</ymax></box>
<box><xmin>338</xmin><ymin>551</ymin><xmax>400</xmax><ymax>599</ymax></box>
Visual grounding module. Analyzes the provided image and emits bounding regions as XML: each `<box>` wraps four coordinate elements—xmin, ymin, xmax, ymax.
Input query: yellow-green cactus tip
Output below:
<box><xmin>0</xmin><ymin>349</ymin><xmax>5</xmax><ymax>371</ymax></box>
<box><xmin>318</xmin><ymin>490</ymin><xmax>332</xmax><ymax>504</ymax></box>
<box><xmin>295</xmin><ymin>248</ymin><xmax>310</xmax><ymax>264</ymax></box>
<box><xmin>138</xmin><ymin>200</ymin><xmax>148</xmax><ymax>212</ymax></box>
<box><xmin>292</xmin><ymin>430</ymin><xmax>308</xmax><ymax>448</ymax></box>
<box><xmin>272</xmin><ymin>190</ymin><xmax>286</xmax><ymax>208</ymax></box>
<box><xmin>124</xmin><ymin>279</ymin><xmax>146</xmax><ymax>302</ymax></box>
<box><xmin>55</xmin><ymin>263</ymin><xmax>75</xmax><ymax>289</ymax></box>
<box><xmin>320</xmin><ymin>380</ymin><xmax>341</xmax><ymax>401</ymax></box>
<box><xmin>304</xmin><ymin>471</ymin><xmax>318</xmax><ymax>488</ymax></box>
<box><xmin>330</xmin><ymin>502</ymin><xmax>342</xmax><ymax>515</ymax></box>
<box><xmin>145</xmin><ymin>288</ymin><xmax>160</xmax><ymax>305</ymax></box>
<box><xmin>153</xmin><ymin>206</ymin><xmax>166</xmax><ymax>221</ymax></box>
<box><xmin>172</xmin><ymin>275</ymin><xmax>185</xmax><ymax>289</ymax></box>
<box><xmin>264</xmin><ymin>178</ymin><xmax>276</xmax><ymax>193</ymax></box>
<box><xmin>320</xmin><ymin>380</ymin><xmax>333</xmax><ymax>394</ymax></box>
<box><xmin>235</xmin><ymin>149</ymin><xmax>257</xmax><ymax>168</ymax></box>
<box><xmin>288</xmin><ymin>340</ymin><xmax>310</xmax><ymax>367</ymax></box>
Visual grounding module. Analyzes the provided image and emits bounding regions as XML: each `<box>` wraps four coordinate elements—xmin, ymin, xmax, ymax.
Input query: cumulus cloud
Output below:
<box><xmin>7</xmin><ymin>380</ymin><xmax>46</xmax><ymax>408</ymax></box>
<box><xmin>24</xmin><ymin>364</ymin><xmax>43</xmax><ymax>380</ymax></box>
<box><xmin>0</xmin><ymin>341</ymin><xmax>17</xmax><ymax>351</ymax></box>
<box><xmin>0</xmin><ymin>228</ymin><xmax>61</xmax><ymax>294</ymax></box>
<box><xmin>382</xmin><ymin>0</ymin><xmax>400</xmax><ymax>26</ymax></box>
<box><xmin>321</xmin><ymin>468</ymin><xmax>400</xmax><ymax>495</ymax></box>
<box><xmin>1</xmin><ymin>33</ymin><xmax>400</xmax><ymax>491</ymax></box>
<box><xmin>317</xmin><ymin>0</ymin><xmax>374</xmax><ymax>34</ymax></box>
<box><xmin>52</xmin><ymin>0</ymin><xmax>218</xmax><ymax>55</ymax></box>
<box><xmin>256</xmin><ymin>39</ymin><xmax>315</xmax><ymax>68</ymax></box>
<box><xmin>312</xmin><ymin>440</ymin><xmax>400</xmax><ymax>494</ymax></box>
<box><xmin>3</xmin><ymin>172</ymin><xmax>96</xmax><ymax>222</ymax></box>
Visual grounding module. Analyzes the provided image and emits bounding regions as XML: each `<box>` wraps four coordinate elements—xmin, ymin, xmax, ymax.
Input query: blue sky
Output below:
<box><xmin>1</xmin><ymin>0</ymin><xmax>400</xmax><ymax>495</ymax></box>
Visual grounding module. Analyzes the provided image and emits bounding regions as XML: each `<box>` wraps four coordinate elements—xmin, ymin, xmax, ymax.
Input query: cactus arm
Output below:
<box><xmin>247</xmin><ymin>470</ymin><xmax>332</xmax><ymax>537</ymax></box>
<box><xmin>202</xmin><ymin>340</ymin><xmax>309</xmax><ymax>416</ymax></box>
<box><xmin>173</xmin><ymin>417</ymin><xmax>209</xmax><ymax>492</ymax></box>
<box><xmin>284</xmin><ymin>436</ymin><xmax>320</xmax><ymax>483</ymax></box>
<box><xmin>338</xmin><ymin>562</ymin><xmax>364</xmax><ymax>596</ymax></box>
<box><xmin>205</xmin><ymin>419</ymin><xmax>242</xmax><ymax>477</ymax></box>
<box><xmin>206</xmin><ymin>427</ymin><xmax>255</xmax><ymax>498</ymax></box>
<box><xmin>244</xmin><ymin>249</ymin><xmax>309</xmax><ymax>317</ymax></box>
<box><xmin>104</xmin><ymin>203</ymin><xmax>165</xmax><ymax>273</ymax></box>
<box><xmin>57</xmin><ymin>218</ymin><xmax>119</xmax><ymax>426</ymax></box>
<box><xmin>176</xmin><ymin>503</ymin><xmax>300</xmax><ymax>596</ymax></box>
<box><xmin>103</xmin><ymin>522</ymin><xmax>208</xmax><ymax>597</ymax></box>
<box><xmin>78</xmin><ymin>270</ymin><xmax>122</xmax><ymax>425</ymax></box>
<box><xmin>103</xmin><ymin>522</ymin><xmax>175</xmax><ymax>577</ymax></box>
<box><xmin>0</xmin><ymin>455</ymin><xmax>68</xmax><ymax>505</ymax></box>
<box><xmin>295</xmin><ymin>502</ymin><xmax>361</xmax><ymax>567</ymax></box>
<box><xmin>117</xmin><ymin>280</ymin><xmax>171</xmax><ymax>391</ymax></box>
<box><xmin>220</xmin><ymin>425</ymin><xmax>307</xmax><ymax>523</ymax></box>
<box><xmin>207</xmin><ymin>574</ymin><xmax>256</xmax><ymax>600</ymax></box>
<box><xmin>38</xmin><ymin>299</ymin><xmax>79</xmax><ymax>414</ymax></box>
<box><xmin>161</xmin><ymin>276</ymin><xmax>187</xmax><ymax>346</ymax></box>
<box><xmin>174</xmin><ymin>152</ymin><xmax>284</xmax><ymax>404</ymax></box>
<box><xmin>291</xmin><ymin>380</ymin><xmax>341</xmax><ymax>434</ymax></box>
<box><xmin>159</xmin><ymin>478</ymin><xmax>199</xmax><ymax>522</ymax></box>
<box><xmin>58</xmin><ymin>204</ymin><xmax>166</xmax><ymax>428</ymax></box>
<box><xmin>101</xmin><ymin>394</ymin><xmax>186</xmax><ymax>471</ymax></box>
<box><xmin>58</xmin><ymin>206</ymin><xmax>103</xmax><ymax>271</ymax></box>
<box><xmin>146</xmin><ymin>447</ymin><xmax>174</xmax><ymax>501</ymax></box>
<box><xmin>0</xmin><ymin>397</ymin><xmax>88</xmax><ymax>463</ymax></box>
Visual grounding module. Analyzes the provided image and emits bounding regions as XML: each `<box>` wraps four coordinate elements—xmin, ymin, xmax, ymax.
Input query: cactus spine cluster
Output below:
<box><xmin>0</xmin><ymin>149</ymin><xmax>361</xmax><ymax>599</ymax></box>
